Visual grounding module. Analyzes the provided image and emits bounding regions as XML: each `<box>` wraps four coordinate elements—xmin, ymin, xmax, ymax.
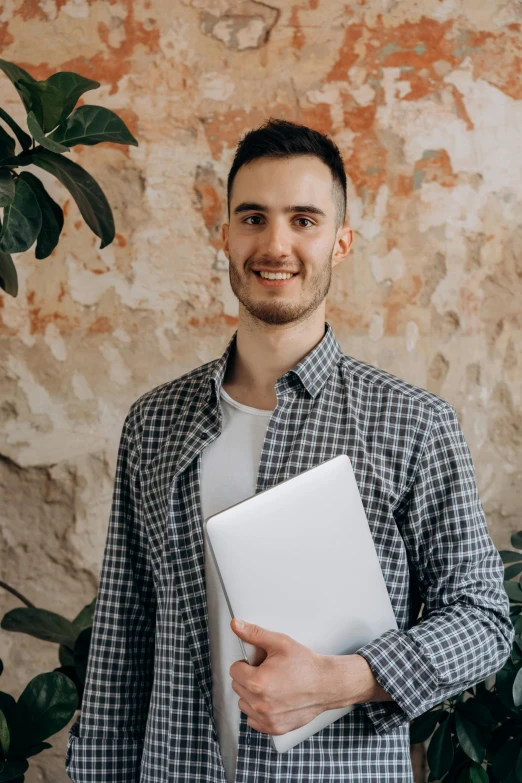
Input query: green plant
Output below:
<box><xmin>410</xmin><ymin>531</ymin><xmax>522</xmax><ymax>782</ymax></box>
<box><xmin>2</xmin><ymin>529</ymin><xmax>520</xmax><ymax>783</ymax></box>
<box><xmin>0</xmin><ymin>58</ymin><xmax>138</xmax><ymax>298</ymax></box>
<box><xmin>0</xmin><ymin>581</ymin><xmax>95</xmax><ymax>781</ymax></box>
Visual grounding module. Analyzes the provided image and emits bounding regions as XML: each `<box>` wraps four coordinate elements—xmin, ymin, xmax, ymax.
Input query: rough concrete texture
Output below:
<box><xmin>0</xmin><ymin>1</ymin><xmax>521</xmax><ymax>781</ymax></box>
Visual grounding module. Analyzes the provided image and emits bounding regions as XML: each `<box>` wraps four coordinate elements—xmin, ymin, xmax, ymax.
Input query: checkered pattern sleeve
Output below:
<box><xmin>355</xmin><ymin>404</ymin><xmax>514</xmax><ymax>735</ymax></box>
<box><xmin>65</xmin><ymin>404</ymin><xmax>156</xmax><ymax>781</ymax></box>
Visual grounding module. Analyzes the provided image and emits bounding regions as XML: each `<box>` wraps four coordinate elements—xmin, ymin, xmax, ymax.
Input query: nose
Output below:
<box><xmin>260</xmin><ymin>218</ymin><xmax>292</xmax><ymax>258</ymax></box>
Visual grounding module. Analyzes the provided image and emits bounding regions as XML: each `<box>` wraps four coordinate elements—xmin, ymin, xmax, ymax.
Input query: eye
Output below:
<box><xmin>244</xmin><ymin>215</ymin><xmax>263</xmax><ymax>225</ymax></box>
<box><xmin>296</xmin><ymin>217</ymin><xmax>314</xmax><ymax>228</ymax></box>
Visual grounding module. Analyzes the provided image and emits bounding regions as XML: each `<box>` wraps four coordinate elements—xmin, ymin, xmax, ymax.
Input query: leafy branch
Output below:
<box><xmin>0</xmin><ymin>59</ymin><xmax>138</xmax><ymax>297</ymax></box>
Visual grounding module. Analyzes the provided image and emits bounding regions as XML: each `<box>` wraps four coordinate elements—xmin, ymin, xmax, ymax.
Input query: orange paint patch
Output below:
<box><xmin>414</xmin><ymin>149</ymin><xmax>457</xmax><ymax>189</ymax></box>
<box><xmin>187</xmin><ymin>313</ymin><xmax>239</xmax><ymax>330</ymax></box>
<box><xmin>0</xmin><ymin>22</ymin><xmax>14</xmax><ymax>48</ymax></box>
<box><xmin>88</xmin><ymin>316</ymin><xmax>112</xmax><ymax>334</ymax></box>
<box><xmin>13</xmin><ymin>0</ymin><xmax>47</xmax><ymax>21</ymax></box>
<box><xmin>74</xmin><ymin>220</ymin><xmax>82</xmax><ymax>230</ymax></box>
<box><xmin>470</xmin><ymin>31</ymin><xmax>522</xmax><ymax>100</ymax></box>
<box><xmin>343</xmin><ymin>97</ymin><xmax>376</xmax><ymax>134</ymax></box>
<box><xmin>300</xmin><ymin>104</ymin><xmax>333</xmax><ymax>136</ymax></box>
<box><xmin>203</xmin><ymin>104</ymin><xmax>332</xmax><ymax>162</ymax></box>
<box><xmin>327</xmin><ymin>24</ymin><xmax>364</xmax><ymax>81</ymax></box>
<box><xmin>202</xmin><ymin>105</ymin><xmax>295</xmax><ymax>159</ymax></box>
<box><xmin>383</xmin><ymin>274</ymin><xmax>422</xmax><ymax>335</ymax></box>
<box><xmin>346</xmin><ymin>130</ymin><xmax>388</xmax><ymax>197</ymax></box>
<box><xmin>28</xmin><ymin>308</ymin><xmax>76</xmax><ymax>335</ymax></box>
<box><xmin>449</xmin><ymin>84</ymin><xmax>474</xmax><ymax>131</ymax></box>
<box><xmin>194</xmin><ymin>182</ymin><xmax>223</xmax><ymax>234</ymax></box>
<box><xmin>289</xmin><ymin>6</ymin><xmax>305</xmax><ymax>51</ymax></box>
<box><xmin>60</xmin><ymin>0</ymin><xmax>159</xmax><ymax>94</ymax></box>
<box><xmin>115</xmin><ymin>233</ymin><xmax>127</xmax><ymax>247</ymax></box>
<box><xmin>62</xmin><ymin>200</ymin><xmax>71</xmax><ymax>217</ymax></box>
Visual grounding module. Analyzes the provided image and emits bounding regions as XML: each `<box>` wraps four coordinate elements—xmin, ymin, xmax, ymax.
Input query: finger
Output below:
<box><xmin>231</xmin><ymin>678</ymin><xmax>254</xmax><ymax>702</ymax></box>
<box><xmin>247</xmin><ymin>715</ymin><xmax>268</xmax><ymax>734</ymax></box>
<box><xmin>238</xmin><ymin>697</ymin><xmax>259</xmax><ymax>720</ymax></box>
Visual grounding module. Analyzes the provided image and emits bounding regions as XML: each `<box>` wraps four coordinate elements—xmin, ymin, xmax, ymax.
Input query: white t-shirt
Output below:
<box><xmin>200</xmin><ymin>386</ymin><xmax>274</xmax><ymax>783</ymax></box>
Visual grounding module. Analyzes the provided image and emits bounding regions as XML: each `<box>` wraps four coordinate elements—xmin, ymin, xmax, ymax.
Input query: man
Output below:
<box><xmin>65</xmin><ymin>119</ymin><xmax>514</xmax><ymax>783</ymax></box>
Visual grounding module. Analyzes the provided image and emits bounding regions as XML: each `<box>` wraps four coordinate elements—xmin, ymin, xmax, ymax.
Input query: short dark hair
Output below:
<box><xmin>227</xmin><ymin>118</ymin><xmax>347</xmax><ymax>229</ymax></box>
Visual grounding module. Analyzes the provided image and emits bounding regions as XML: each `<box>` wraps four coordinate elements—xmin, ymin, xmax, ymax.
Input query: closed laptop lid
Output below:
<box><xmin>204</xmin><ymin>453</ymin><xmax>398</xmax><ymax>753</ymax></box>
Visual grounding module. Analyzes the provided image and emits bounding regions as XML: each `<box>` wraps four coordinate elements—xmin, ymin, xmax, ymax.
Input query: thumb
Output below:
<box><xmin>231</xmin><ymin>618</ymin><xmax>284</xmax><ymax>649</ymax></box>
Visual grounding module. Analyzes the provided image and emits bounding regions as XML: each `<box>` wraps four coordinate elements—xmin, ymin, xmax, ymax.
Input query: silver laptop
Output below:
<box><xmin>203</xmin><ymin>453</ymin><xmax>398</xmax><ymax>754</ymax></box>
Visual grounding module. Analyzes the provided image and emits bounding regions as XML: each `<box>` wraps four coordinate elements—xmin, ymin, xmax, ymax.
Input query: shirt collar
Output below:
<box><xmin>206</xmin><ymin>320</ymin><xmax>343</xmax><ymax>403</ymax></box>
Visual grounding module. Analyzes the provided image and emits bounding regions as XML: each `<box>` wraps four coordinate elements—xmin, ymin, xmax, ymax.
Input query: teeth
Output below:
<box><xmin>259</xmin><ymin>271</ymin><xmax>294</xmax><ymax>280</ymax></box>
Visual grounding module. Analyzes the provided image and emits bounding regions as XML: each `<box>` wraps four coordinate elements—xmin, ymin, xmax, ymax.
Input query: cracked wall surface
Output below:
<box><xmin>1</xmin><ymin>2</ymin><xmax>521</xmax><ymax>781</ymax></box>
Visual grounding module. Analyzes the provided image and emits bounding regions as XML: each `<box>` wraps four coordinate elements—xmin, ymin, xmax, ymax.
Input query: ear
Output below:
<box><xmin>222</xmin><ymin>222</ymin><xmax>230</xmax><ymax>260</ymax></box>
<box><xmin>332</xmin><ymin>226</ymin><xmax>353</xmax><ymax>270</ymax></box>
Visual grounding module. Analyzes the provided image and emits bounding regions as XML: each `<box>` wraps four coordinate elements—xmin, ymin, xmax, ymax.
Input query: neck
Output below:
<box><xmin>223</xmin><ymin>312</ymin><xmax>327</xmax><ymax>404</ymax></box>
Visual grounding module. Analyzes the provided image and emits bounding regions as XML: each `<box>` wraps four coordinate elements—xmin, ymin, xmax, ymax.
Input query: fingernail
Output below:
<box><xmin>235</xmin><ymin>618</ymin><xmax>245</xmax><ymax>629</ymax></box>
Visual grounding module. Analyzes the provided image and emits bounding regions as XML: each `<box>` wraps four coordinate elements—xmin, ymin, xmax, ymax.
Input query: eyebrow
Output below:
<box><xmin>232</xmin><ymin>201</ymin><xmax>327</xmax><ymax>218</ymax></box>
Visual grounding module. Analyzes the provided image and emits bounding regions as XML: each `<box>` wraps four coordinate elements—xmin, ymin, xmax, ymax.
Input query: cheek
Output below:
<box><xmin>229</xmin><ymin>233</ymin><xmax>257</xmax><ymax>258</ymax></box>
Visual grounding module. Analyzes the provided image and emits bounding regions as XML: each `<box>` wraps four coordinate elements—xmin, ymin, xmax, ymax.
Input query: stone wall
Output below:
<box><xmin>1</xmin><ymin>1</ymin><xmax>521</xmax><ymax>781</ymax></box>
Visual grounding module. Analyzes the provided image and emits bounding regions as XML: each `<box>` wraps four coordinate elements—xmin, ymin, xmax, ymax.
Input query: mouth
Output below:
<box><xmin>252</xmin><ymin>271</ymin><xmax>300</xmax><ymax>288</ymax></box>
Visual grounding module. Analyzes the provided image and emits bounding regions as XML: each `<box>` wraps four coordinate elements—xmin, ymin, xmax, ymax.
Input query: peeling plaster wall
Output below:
<box><xmin>1</xmin><ymin>1</ymin><xmax>521</xmax><ymax>780</ymax></box>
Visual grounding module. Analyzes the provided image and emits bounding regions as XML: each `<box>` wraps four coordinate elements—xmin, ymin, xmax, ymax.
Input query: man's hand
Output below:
<box><xmin>229</xmin><ymin>617</ymin><xmax>331</xmax><ymax>736</ymax></box>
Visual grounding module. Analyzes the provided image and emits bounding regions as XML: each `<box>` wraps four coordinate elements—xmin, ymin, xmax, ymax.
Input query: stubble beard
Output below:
<box><xmin>228</xmin><ymin>247</ymin><xmax>335</xmax><ymax>327</ymax></box>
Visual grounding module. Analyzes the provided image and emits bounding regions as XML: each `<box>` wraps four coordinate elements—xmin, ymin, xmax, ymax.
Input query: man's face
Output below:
<box><xmin>222</xmin><ymin>155</ymin><xmax>352</xmax><ymax>326</ymax></box>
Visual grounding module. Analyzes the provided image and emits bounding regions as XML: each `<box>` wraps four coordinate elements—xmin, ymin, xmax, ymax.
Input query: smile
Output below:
<box><xmin>252</xmin><ymin>271</ymin><xmax>299</xmax><ymax>287</ymax></box>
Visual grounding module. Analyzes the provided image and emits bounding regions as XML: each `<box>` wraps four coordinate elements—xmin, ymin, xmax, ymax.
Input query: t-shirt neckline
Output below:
<box><xmin>220</xmin><ymin>387</ymin><xmax>275</xmax><ymax>416</ymax></box>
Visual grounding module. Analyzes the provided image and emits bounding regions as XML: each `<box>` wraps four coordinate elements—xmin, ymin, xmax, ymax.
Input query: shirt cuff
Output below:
<box><xmin>65</xmin><ymin>717</ymin><xmax>145</xmax><ymax>782</ymax></box>
<box><xmin>354</xmin><ymin>627</ymin><xmax>439</xmax><ymax>735</ymax></box>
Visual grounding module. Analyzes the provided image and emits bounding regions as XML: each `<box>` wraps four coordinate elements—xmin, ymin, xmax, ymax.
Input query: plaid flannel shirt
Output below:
<box><xmin>65</xmin><ymin>321</ymin><xmax>513</xmax><ymax>782</ymax></box>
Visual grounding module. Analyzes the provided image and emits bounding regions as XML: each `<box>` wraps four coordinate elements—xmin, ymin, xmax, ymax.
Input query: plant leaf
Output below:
<box><xmin>22</xmin><ymin>740</ymin><xmax>52</xmax><ymax>758</ymax></box>
<box><xmin>504</xmin><ymin>581</ymin><xmax>522</xmax><ymax>603</ymax></box>
<box><xmin>516</xmin><ymin>747</ymin><xmax>522</xmax><ymax>783</ymax></box>
<box><xmin>512</xmin><ymin>667</ymin><xmax>522</xmax><ymax>707</ymax></box>
<box><xmin>505</xmin><ymin>563</ymin><xmax>522</xmax><ymax>580</ymax></box>
<box><xmin>0</xmin><ymin>125</ymin><xmax>15</xmax><ymax>163</ymax></box>
<box><xmin>18</xmin><ymin>172</ymin><xmax>64</xmax><ymax>259</ymax></box>
<box><xmin>0</xmin><ymin>708</ymin><xmax>9</xmax><ymax>757</ymax></box>
<box><xmin>0</xmin><ymin>758</ymin><xmax>29</xmax><ymax>782</ymax></box>
<box><xmin>72</xmin><ymin>597</ymin><xmax>96</xmax><ymax>632</ymax></box>
<box><xmin>0</xmin><ymin>176</ymin><xmax>42</xmax><ymax>253</ymax></box>
<box><xmin>8</xmin><ymin>672</ymin><xmax>78</xmax><ymax>753</ymax></box>
<box><xmin>493</xmin><ymin>736</ymin><xmax>521</xmax><ymax>781</ymax></box>
<box><xmin>0</xmin><ymin>106</ymin><xmax>32</xmax><ymax>151</ymax></box>
<box><xmin>469</xmin><ymin>761</ymin><xmax>488</xmax><ymax>783</ymax></box>
<box><xmin>1</xmin><ymin>607</ymin><xmax>77</xmax><ymax>647</ymax></box>
<box><xmin>0</xmin><ymin>693</ymin><xmax>16</xmax><ymax>727</ymax></box>
<box><xmin>456</xmin><ymin>698</ymin><xmax>497</xmax><ymax>729</ymax></box>
<box><xmin>18</xmin><ymin>71</ymin><xmax>100</xmax><ymax>133</ymax></box>
<box><xmin>32</xmin><ymin>148</ymin><xmax>114</xmax><ymax>248</ymax></box>
<box><xmin>0</xmin><ymin>58</ymin><xmax>36</xmax><ymax>112</ymax></box>
<box><xmin>501</xmin><ymin>551</ymin><xmax>522</xmax><ymax>564</ymax></box>
<box><xmin>410</xmin><ymin>708</ymin><xmax>444</xmax><ymax>744</ymax></box>
<box><xmin>496</xmin><ymin>667</ymin><xmax>518</xmax><ymax>710</ymax></box>
<box><xmin>17</xmin><ymin>77</ymin><xmax>63</xmax><ymax>132</ymax></box>
<box><xmin>26</xmin><ymin>111</ymin><xmax>69</xmax><ymax>153</ymax></box>
<box><xmin>427</xmin><ymin>715</ymin><xmax>454</xmax><ymax>779</ymax></box>
<box><xmin>49</xmin><ymin>104</ymin><xmax>138</xmax><ymax>147</ymax></box>
<box><xmin>45</xmin><ymin>71</ymin><xmax>100</xmax><ymax>123</ymax></box>
<box><xmin>511</xmin><ymin>532</ymin><xmax>522</xmax><ymax>550</ymax></box>
<box><xmin>0</xmin><ymin>250</ymin><xmax>18</xmax><ymax>296</ymax></box>
<box><xmin>0</xmin><ymin>169</ymin><xmax>15</xmax><ymax>206</ymax></box>
<box><xmin>455</xmin><ymin>709</ymin><xmax>486</xmax><ymax>763</ymax></box>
